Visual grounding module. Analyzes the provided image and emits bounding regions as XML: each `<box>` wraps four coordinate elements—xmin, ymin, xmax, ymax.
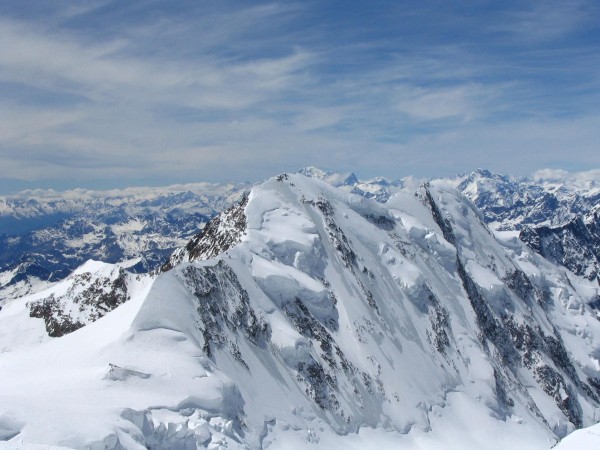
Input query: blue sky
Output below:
<box><xmin>1</xmin><ymin>0</ymin><xmax>599</xmax><ymax>192</ymax></box>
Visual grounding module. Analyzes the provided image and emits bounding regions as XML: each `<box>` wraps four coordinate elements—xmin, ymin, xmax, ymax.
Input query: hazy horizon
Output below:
<box><xmin>2</xmin><ymin>165</ymin><xmax>600</xmax><ymax>198</ymax></box>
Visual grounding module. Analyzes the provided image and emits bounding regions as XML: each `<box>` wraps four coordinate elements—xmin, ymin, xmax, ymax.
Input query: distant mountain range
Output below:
<box><xmin>1</xmin><ymin>167</ymin><xmax>599</xmax><ymax>305</ymax></box>
<box><xmin>0</xmin><ymin>182</ymin><xmax>249</xmax><ymax>302</ymax></box>
<box><xmin>458</xmin><ymin>169</ymin><xmax>600</xmax><ymax>282</ymax></box>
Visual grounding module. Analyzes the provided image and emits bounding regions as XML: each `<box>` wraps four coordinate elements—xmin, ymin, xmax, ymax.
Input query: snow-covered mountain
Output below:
<box><xmin>0</xmin><ymin>168</ymin><xmax>409</xmax><ymax>305</ymax></box>
<box><xmin>296</xmin><ymin>167</ymin><xmax>411</xmax><ymax>203</ymax></box>
<box><xmin>454</xmin><ymin>169</ymin><xmax>600</xmax><ymax>283</ymax></box>
<box><xmin>2</xmin><ymin>173</ymin><xmax>600</xmax><ymax>449</ymax></box>
<box><xmin>457</xmin><ymin>169</ymin><xmax>600</xmax><ymax>231</ymax></box>
<box><xmin>307</xmin><ymin>167</ymin><xmax>600</xmax><ymax>284</ymax></box>
<box><xmin>296</xmin><ymin>168</ymin><xmax>600</xmax><ymax>284</ymax></box>
<box><xmin>3</xmin><ymin>167</ymin><xmax>600</xmax><ymax>306</ymax></box>
<box><xmin>0</xmin><ymin>182</ymin><xmax>250</xmax><ymax>304</ymax></box>
<box><xmin>297</xmin><ymin>167</ymin><xmax>359</xmax><ymax>187</ymax></box>
<box><xmin>0</xmin><ymin>261</ymin><xmax>153</xmax><ymax>352</ymax></box>
<box><xmin>519</xmin><ymin>211</ymin><xmax>600</xmax><ymax>282</ymax></box>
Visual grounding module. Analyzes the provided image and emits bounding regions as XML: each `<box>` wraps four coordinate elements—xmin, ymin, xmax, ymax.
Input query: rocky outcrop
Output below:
<box><xmin>28</xmin><ymin>264</ymin><xmax>133</xmax><ymax>337</ymax></box>
<box><xmin>520</xmin><ymin>211</ymin><xmax>600</xmax><ymax>282</ymax></box>
<box><xmin>161</xmin><ymin>193</ymin><xmax>249</xmax><ymax>271</ymax></box>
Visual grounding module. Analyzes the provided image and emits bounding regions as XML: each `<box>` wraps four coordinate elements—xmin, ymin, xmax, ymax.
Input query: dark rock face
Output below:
<box><xmin>520</xmin><ymin>212</ymin><xmax>600</xmax><ymax>282</ymax></box>
<box><xmin>456</xmin><ymin>256</ymin><xmax>518</xmax><ymax>366</ymax></box>
<box><xmin>187</xmin><ymin>194</ymin><xmax>249</xmax><ymax>262</ymax></box>
<box><xmin>423</xmin><ymin>289</ymin><xmax>451</xmax><ymax>354</ymax></box>
<box><xmin>28</xmin><ymin>267</ymin><xmax>130</xmax><ymax>337</ymax></box>
<box><xmin>282</xmin><ymin>297</ymin><xmax>340</xmax><ymax>409</ymax></box>
<box><xmin>457</xmin><ymin>240</ymin><xmax>587</xmax><ymax>427</ymax></box>
<box><xmin>162</xmin><ymin>194</ymin><xmax>249</xmax><ymax>271</ymax></box>
<box><xmin>177</xmin><ymin>260</ymin><xmax>270</xmax><ymax>360</ymax></box>
<box><xmin>315</xmin><ymin>197</ymin><xmax>357</xmax><ymax>269</ymax></box>
<box><xmin>534</xmin><ymin>364</ymin><xmax>582</xmax><ymax>428</ymax></box>
<box><xmin>28</xmin><ymin>295</ymin><xmax>85</xmax><ymax>337</ymax></box>
<box><xmin>279</xmin><ymin>297</ymin><xmax>387</xmax><ymax>418</ymax></box>
<box><xmin>421</xmin><ymin>184</ymin><xmax>456</xmax><ymax>245</ymax></box>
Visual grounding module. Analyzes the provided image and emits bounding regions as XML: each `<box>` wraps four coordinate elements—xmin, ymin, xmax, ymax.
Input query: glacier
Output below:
<box><xmin>0</xmin><ymin>173</ymin><xmax>600</xmax><ymax>449</ymax></box>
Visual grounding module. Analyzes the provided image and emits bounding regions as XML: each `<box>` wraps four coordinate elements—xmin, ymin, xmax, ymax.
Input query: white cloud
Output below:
<box><xmin>394</xmin><ymin>85</ymin><xmax>483</xmax><ymax>121</ymax></box>
<box><xmin>0</xmin><ymin>105</ymin><xmax>85</xmax><ymax>144</ymax></box>
<box><xmin>0</xmin><ymin>1</ymin><xmax>598</xmax><ymax>190</ymax></box>
<box><xmin>532</xmin><ymin>168</ymin><xmax>600</xmax><ymax>182</ymax></box>
<box><xmin>493</xmin><ymin>0</ymin><xmax>592</xmax><ymax>44</ymax></box>
<box><xmin>0</xmin><ymin>9</ymin><xmax>321</xmax><ymax>184</ymax></box>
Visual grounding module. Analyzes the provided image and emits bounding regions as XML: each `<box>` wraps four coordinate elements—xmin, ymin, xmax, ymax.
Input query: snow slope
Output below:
<box><xmin>1</xmin><ymin>173</ymin><xmax>600</xmax><ymax>449</ymax></box>
<box><xmin>0</xmin><ymin>261</ymin><xmax>153</xmax><ymax>352</ymax></box>
<box><xmin>553</xmin><ymin>422</ymin><xmax>600</xmax><ymax>449</ymax></box>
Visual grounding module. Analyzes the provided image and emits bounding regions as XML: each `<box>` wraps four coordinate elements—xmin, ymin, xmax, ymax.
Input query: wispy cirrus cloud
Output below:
<box><xmin>0</xmin><ymin>0</ymin><xmax>599</xmax><ymax>191</ymax></box>
<box><xmin>0</xmin><ymin>14</ymin><xmax>315</xmax><ymax>105</ymax></box>
<box><xmin>393</xmin><ymin>84</ymin><xmax>490</xmax><ymax>122</ymax></box>
<box><xmin>492</xmin><ymin>0</ymin><xmax>594</xmax><ymax>44</ymax></box>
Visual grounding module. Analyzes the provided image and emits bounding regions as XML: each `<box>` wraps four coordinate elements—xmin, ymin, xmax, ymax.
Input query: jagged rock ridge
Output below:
<box><xmin>162</xmin><ymin>193</ymin><xmax>249</xmax><ymax>271</ymax></box>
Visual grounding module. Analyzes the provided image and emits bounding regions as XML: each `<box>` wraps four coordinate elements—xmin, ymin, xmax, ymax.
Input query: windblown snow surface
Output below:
<box><xmin>1</xmin><ymin>174</ymin><xmax>600</xmax><ymax>449</ymax></box>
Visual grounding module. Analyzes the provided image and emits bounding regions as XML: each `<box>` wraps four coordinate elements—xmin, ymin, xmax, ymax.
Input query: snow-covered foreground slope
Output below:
<box><xmin>553</xmin><ymin>422</ymin><xmax>600</xmax><ymax>449</ymax></box>
<box><xmin>1</xmin><ymin>174</ymin><xmax>600</xmax><ymax>449</ymax></box>
<box><xmin>0</xmin><ymin>261</ymin><xmax>153</xmax><ymax>353</ymax></box>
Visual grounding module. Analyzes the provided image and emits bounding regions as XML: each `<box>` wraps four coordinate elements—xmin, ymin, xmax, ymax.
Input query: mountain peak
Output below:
<box><xmin>467</xmin><ymin>168</ymin><xmax>514</xmax><ymax>182</ymax></box>
<box><xmin>297</xmin><ymin>166</ymin><xmax>359</xmax><ymax>187</ymax></box>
